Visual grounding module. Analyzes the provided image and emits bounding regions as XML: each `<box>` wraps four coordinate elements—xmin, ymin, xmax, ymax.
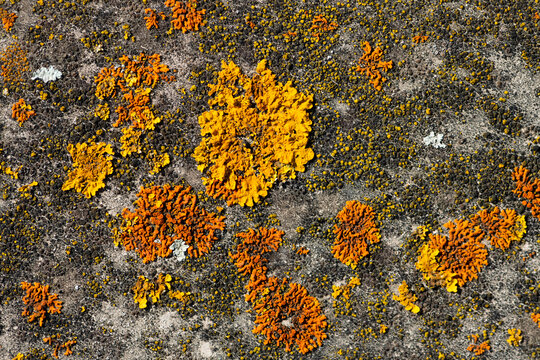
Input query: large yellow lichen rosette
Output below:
<box><xmin>194</xmin><ymin>60</ymin><xmax>314</xmax><ymax>207</ymax></box>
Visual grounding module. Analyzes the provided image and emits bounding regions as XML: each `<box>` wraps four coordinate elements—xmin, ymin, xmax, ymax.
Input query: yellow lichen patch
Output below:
<box><xmin>20</xmin><ymin>282</ymin><xmax>63</xmax><ymax>327</ymax></box>
<box><xmin>116</xmin><ymin>184</ymin><xmax>225</xmax><ymax>263</ymax></box>
<box><xmin>393</xmin><ymin>281</ymin><xmax>420</xmax><ymax>313</ymax></box>
<box><xmin>512</xmin><ymin>166</ymin><xmax>540</xmax><ymax>220</ymax></box>
<box><xmin>0</xmin><ymin>8</ymin><xmax>17</xmax><ymax>32</ymax></box>
<box><xmin>165</xmin><ymin>0</ymin><xmax>206</xmax><ymax>33</ymax></box>
<box><xmin>119</xmin><ymin>126</ymin><xmax>143</xmax><ymax>157</ymax></box>
<box><xmin>355</xmin><ymin>41</ymin><xmax>393</xmax><ymax>91</ymax></box>
<box><xmin>94</xmin><ymin>103</ymin><xmax>110</xmax><ymax>121</ymax></box>
<box><xmin>62</xmin><ymin>140</ymin><xmax>114</xmax><ymax>198</ymax></box>
<box><xmin>132</xmin><ymin>274</ymin><xmax>172</xmax><ymax>308</ymax></box>
<box><xmin>193</xmin><ymin>59</ymin><xmax>314</xmax><ymax>207</ymax></box>
<box><xmin>507</xmin><ymin>328</ymin><xmax>522</xmax><ymax>346</ymax></box>
<box><xmin>1</xmin><ymin>42</ymin><xmax>29</xmax><ymax>86</ymax></box>
<box><xmin>332</xmin><ymin>201</ymin><xmax>381</xmax><ymax>269</ymax></box>
<box><xmin>250</xmin><ymin>276</ymin><xmax>328</xmax><ymax>354</ymax></box>
<box><xmin>147</xmin><ymin>150</ymin><xmax>170</xmax><ymax>175</ymax></box>
<box><xmin>332</xmin><ymin>276</ymin><xmax>361</xmax><ymax>300</ymax></box>
<box><xmin>230</xmin><ymin>227</ymin><xmax>284</xmax><ymax>277</ymax></box>
<box><xmin>416</xmin><ymin>243</ymin><xmax>458</xmax><ymax>292</ymax></box>
<box><xmin>470</xmin><ymin>207</ymin><xmax>526</xmax><ymax>250</ymax></box>
<box><xmin>425</xmin><ymin>219</ymin><xmax>488</xmax><ymax>288</ymax></box>
<box><xmin>12</xmin><ymin>98</ymin><xmax>35</xmax><ymax>126</ymax></box>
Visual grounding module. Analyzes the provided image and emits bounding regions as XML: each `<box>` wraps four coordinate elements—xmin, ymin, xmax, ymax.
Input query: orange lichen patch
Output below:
<box><xmin>147</xmin><ymin>150</ymin><xmax>170</xmax><ymax>175</ymax></box>
<box><xmin>512</xmin><ymin>166</ymin><xmax>540</xmax><ymax>220</ymax></box>
<box><xmin>332</xmin><ymin>201</ymin><xmax>381</xmax><ymax>269</ymax></box>
<box><xmin>355</xmin><ymin>41</ymin><xmax>393</xmax><ymax>91</ymax></box>
<box><xmin>165</xmin><ymin>0</ymin><xmax>205</xmax><ymax>33</ymax></box>
<box><xmin>332</xmin><ymin>276</ymin><xmax>361</xmax><ymax>300</ymax></box>
<box><xmin>20</xmin><ymin>282</ymin><xmax>62</xmax><ymax>327</ymax></box>
<box><xmin>144</xmin><ymin>8</ymin><xmax>159</xmax><ymax>30</ymax></box>
<box><xmin>62</xmin><ymin>140</ymin><xmax>114</xmax><ymax>198</ymax></box>
<box><xmin>193</xmin><ymin>59</ymin><xmax>314</xmax><ymax>207</ymax></box>
<box><xmin>117</xmin><ymin>184</ymin><xmax>225</xmax><ymax>263</ymax></box>
<box><xmin>309</xmin><ymin>15</ymin><xmax>338</xmax><ymax>42</ymax></box>
<box><xmin>119</xmin><ymin>127</ymin><xmax>143</xmax><ymax>157</ymax></box>
<box><xmin>393</xmin><ymin>281</ymin><xmax>420</xmax><ymax>313</ymax></box>
<box><xmin>11</xmin><ymin>98</ymin><xmax>36</xmax><ymax>126</ymax></box>
<box><xmin>283</xmin><ymin>31</ymin><xmax>297</xmax><ymax>42</ymax></box>
<box><xmin>114</xmin><ymin>88</ymin><xmax>161</xmax><ymax>130</ymax></box>
<box><xmin>250</xmin><ymin>276</ymin><xmax>327</xmax><ymax>354</ymax></box>
<box><xmin>0</xmin><ymin>8</ymin><xmax>17</xmax><ymax>32</ymax></box>
<box><xmin>532</xmin><ymin>313</ymin><xmax>540</xmax><ymax>328</ymax></box>
<box><xmin>426</xmin><ymin>219</ymin><xmax>488</xmax><ymax>288</ymax></box>
<box><xmin>43</xmin><ymin>335</ymin><xmax>76</xmax><ymax>358</ymax></box>
<box><xmin>412</xmin><ymin>35</ymin><xmax>428</xmax><ymax>43</ymax></box>
<box><xmin>296</xmin><ymin>246</ymin><xmax>310</xmax><ymax>255</ymax></box>
<box><xmin>507</xmin><ymin>328</ymin><xmax>522</xmax><ymax>346</ymax></box>
<box><xmin>470</xmin><ymin>207</ymin><xmax>526</xmax><ymax>250</ymax></box>
<box><xmin>467</xmin><ymin>334</ymin><xmax>490</xmax><ymax>355</ymax></box>
<box><xmin>230</xmin><ymin>227</ymin><xmax>284</xmax><ymax>277</ymax></box>
<box><xmin>1</xmin><ymin>42</ymin><xmax>29</xmax><ymax>86</ymax></box>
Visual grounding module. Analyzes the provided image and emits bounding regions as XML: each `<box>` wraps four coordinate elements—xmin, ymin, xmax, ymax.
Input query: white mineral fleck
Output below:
<box><xmin>422</xmin><ymin>131</ymin><xmax>446</xmax><ymax>148</ymax></box>
<box><xmin>31</xmin><ymin>66</ymin><xmax>62</xmax><ymax>83</ymax></box>
<box><xmin>170</xmin><ymin>239</ymin><xmax>190</xmax><ymax>262</ymax></box>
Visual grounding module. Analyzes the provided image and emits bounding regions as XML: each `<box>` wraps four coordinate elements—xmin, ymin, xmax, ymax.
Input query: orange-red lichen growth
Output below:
<box><xmin>20</xmin><ymin>282</ymin><xmax>63</xmax><ymax>327</ymax></box>
<box><xmin>512</xmin><ymin>166</ymin><xmax>540</xmax><ymax>220</ymax></box>
<box><xmin>116</xmin><ymin>184</ymin><xmax>225</xmax><ymax>263</ymax></box>
<box><xmin>11</xmin><ymin>98</ymin><xmax>35</xmax><ymax>126</ymax></box>
<box><xmin>230</xmin><ymin>227</ymin><xmax>284</xmax><ymax>277</ymax></box>
<box><xmin>62</xmin><ymin>140</ymin><xmax>114</xmax><ymax>198</ymax></box>
<box><xmin>43</xmin><ymin>335</ymin><xmax>76</xmax><ymax>358</ymax></box>
<box><xmin>0</xmin><ymin>8</ymin><xmax>17</xmax><ymax>32</ymax></box>
<box><xmin>426</xmin><ymin>219</ymin><xmax>488</xmax><ymax>288</ymax></box>
<box><xmin>467</xmin><ymin>334</ymin><xmax>490</xmax><ymax>355</ymax></box>
<box><xmin>249</xmin><ymin>276</ymin><xmax>327</xmax><ymax>354</ymax></box>
<box><xmin>193</xmin><ymin>59</ymin><xmax>314</xmax><ymax>207</ymax></box>
<box><xmin>532</xmin><ymin>313</ymin><xmax>540</xmax><ymax>328</ymax></box>
<box><xmin>165</xmin><ymin>0</ymin><xmax>205</xmax><ymax>33</ymax></box>
<box><xmin>355</xmin><ymin>41</ymin><xmax>393</xmax><ymax>91</ymax></box>
<box><xmin>470</xmin><ymin>207</ymin><xmax>526</xmax><ymax>250</ymax></box>
<box><xmin>144</xmin><ymin>8</ymin><xmax>159</xmax><ymax>30</ymax></box>
<box><xmin>309</xmin><ymin>15</ymin><xmax>337</xmax><ymax>42</ymax></box>
<box><xmin>412</xmin><ymin>35</ymin><xmax>428</xmax><ymax>43</ymax></box>
<box><xmin>332</xmin><ymin>201</ymin><xmax>381</xmax><ymax>269</ymax></box>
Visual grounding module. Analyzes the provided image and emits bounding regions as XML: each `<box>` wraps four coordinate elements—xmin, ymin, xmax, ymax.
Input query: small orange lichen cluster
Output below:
<box><xmin>0</xmin><ymin>7</ymin><xmax>17</xmax><ymax>32</ymax></box>
<box><xmin>230</xmin><ymin>227</ymin><xmax>284</xmax><ymax>277</ymax></box>
<box><xmin>11</xmin><ymin>99</ymin><xmax>35</xmax><ymax>126</ymax></box>
<box><xmin>470</xmin><ymin>207</ymin><xmax>526</xmax><ymax>250</ymax></box>
<box><xmin>231</xmin><ymin>228</ymin><xmax>327</xmax><ymax>354</ymax></box>
<box><xmin>412</xmin><ymin>35</ymin><xmax>428</xmax><ymax>43</ymax></box>
<box><xmin>332</xmin><ymin>276</ymin><xmax>361</xmax><ymax>300</ymax></box>
<box><xmin>144</xmin><ymin>8</ymin><xmax>165</xmax><ymax>30</ymax></box>
<box><xmin>164</xmin><ymin>0</ymin><xmax>205</xmax><ymax>33</ymax></box>
<box><xmin>62</xmin><ymin>139</ymin><xmax>114</xmax><ymax>198</ymax></box>
<box><xmin>467</xmin><ymin>334</ymin><xmax>490</xmax><ymax>355</ymax></box>
<box><xmin>416</xmin><ymin>219</ymin><xmax>488</xmax><ymax>290</ymax></box>
<box><xmin>355</xmin><ymin>41</ymin><xmax>393</xmax><ymax>91</ymax></box>
<box><xmin>531</xmin><ymin>313</ymin><xmax>540</xmax><ymax>328</ymax></box>
<box><xmin>1</xmin><ymin>42</ymin><xmax>29</xmax><ymax>86</ymax></box>
<box><xmin>507</xmin><ymin>328</ymin><xmax>522</xmax><ymax>346</ymax></box>
<box><xmin>43</xmin><ymin>335</ymin><xmax>76</xmax><ymax>358</ymax></box>
<box><xmin>194</xmin><ymin>59</ymin><xmax>314</xmax><ymax>207</ymax></box>
<box><xmin>512</xmin><ymin>166</ymin><xmax>540</xmax><ymax>220</ymax></box>
<box><xmin>332</xmin><ymin>201</ymin><xmax>381</xmax><ymax>269</ymax></box>
<box><xmin>392</xmin><ymin>281</ymin><xmax>420</xmax><ymax>313</ymax></box>
<box><xmin>309</xmin><ymin>15</ymin><xmax>337</xmax><ymax>42</ymax></box>
<box><xmin>21</xmin><ymin>282</ymin><xmax>63</xmax><ymax>327</ymax></box>
<box><xmin>116</xmin><ymin>184</ymin><xmax>225</xmax><ymax>263</ymax></box>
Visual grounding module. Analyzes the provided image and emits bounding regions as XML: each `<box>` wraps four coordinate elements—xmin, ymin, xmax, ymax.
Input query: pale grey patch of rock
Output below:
<box><xmin>422</xmin><ymin>131</ymin><xmax>446</xmax><ymax>148</ymax></box>
<box><xmin>31</xmin><ymin>66</ymin><xmax>62</xmax><ymax>82</ymax></box>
